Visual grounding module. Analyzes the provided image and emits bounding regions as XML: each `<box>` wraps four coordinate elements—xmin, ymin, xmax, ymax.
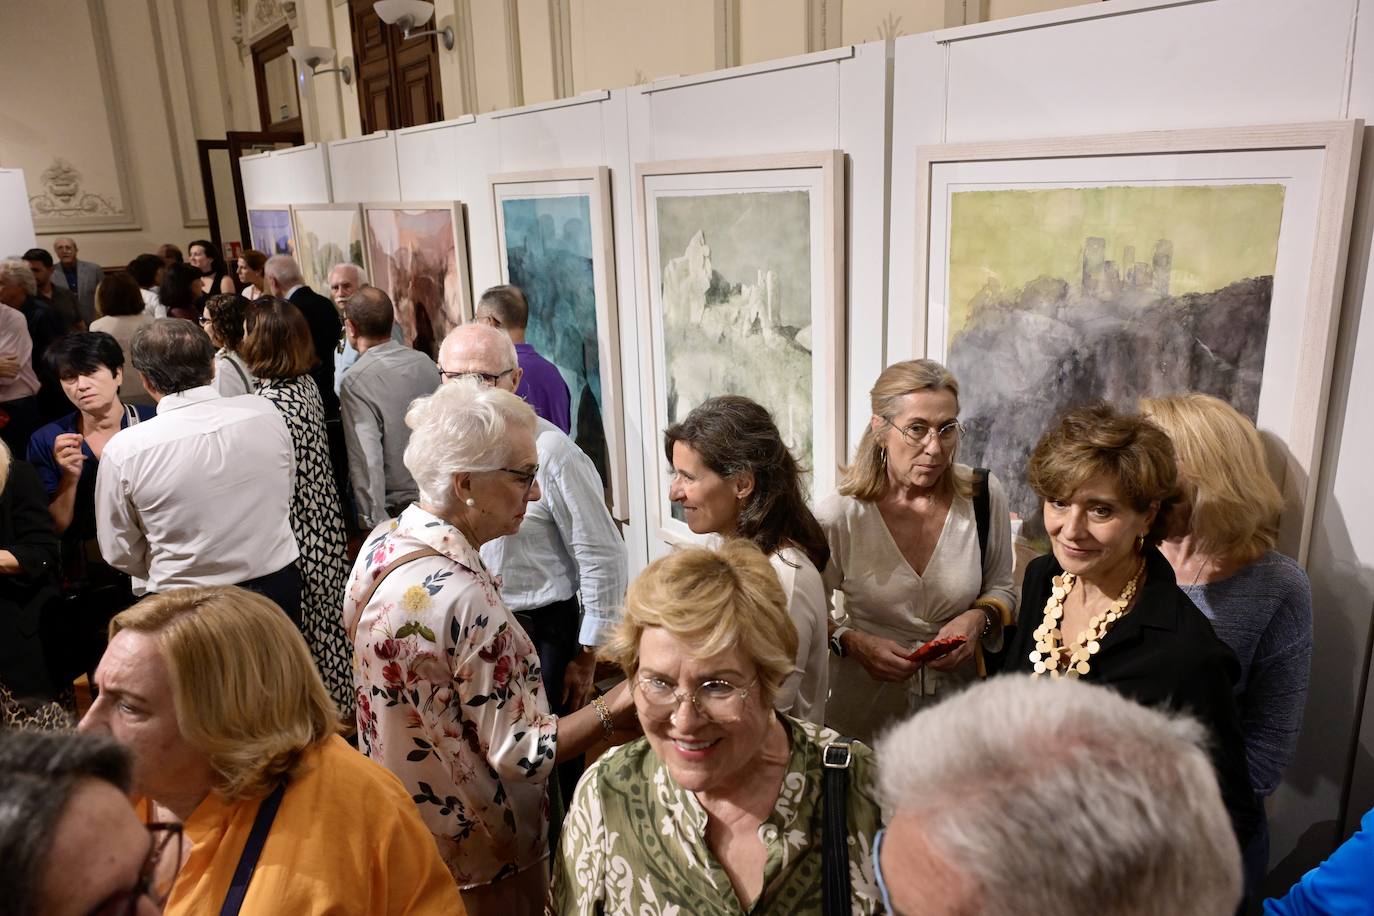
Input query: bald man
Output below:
<box><xmin>49</xmin><ymin>237</ymin><xmax>102</xmax><ymax>326</ymax></box>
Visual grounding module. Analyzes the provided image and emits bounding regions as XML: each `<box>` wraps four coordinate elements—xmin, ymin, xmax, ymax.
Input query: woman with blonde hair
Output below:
<box><xmin>816</xmin><ymin>359</ymin><xmax>1015</xmax><ymax>742</ymax></box>
<box><xmin>78</xmin><ymin>586</ymin><xmax>464</xmax><ymax>914</ymax></box>
<box><xmin>1143</xmin><ymin>394</ymin><xmax>1312</xmax><ymax>877</ymax></box>
<box><xmin>554</xmin><ymin>541</ymin><xmax>883</xmax><ymax>914</ymax></box>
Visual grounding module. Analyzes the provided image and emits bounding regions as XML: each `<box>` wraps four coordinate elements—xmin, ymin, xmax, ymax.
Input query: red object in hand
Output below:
<box><xmin>905</xmin><ymin>636</ymin><xmax>967</xmax><ymax>666</ymax></box>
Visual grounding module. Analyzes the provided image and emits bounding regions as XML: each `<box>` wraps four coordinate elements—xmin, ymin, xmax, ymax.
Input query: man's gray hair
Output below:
<box><xmin>0</xmin><ymin>259</ymin><xmax>37</xmax><ymax>296</ymax></box>
<box><xmin>439</xmin><ymin>322</ymin><xmax>518</xmax><ymax>374</ymax></box>
<box><xmin>877</xmin><ymin>677</ymin><xmax>1242</xmax><ymax>916</ymax></box>
<box><xmin>327</xmin><ymin>262</ymin><xmax>367</xmax><ymax>286</ymax></box>
<box><xmin>264</xmin><ymin>255</ymin><xmax>303</xmax><ymax>288</ymax></box>
<box><xmin>403</xmin><ymin>378</ymin><xmax>537</xmax><ymax>513</ymax></box>
<box><xmin>131</xmin><ymin>318</ymin><xmax>216</xmax><ymax>395</ymax></box>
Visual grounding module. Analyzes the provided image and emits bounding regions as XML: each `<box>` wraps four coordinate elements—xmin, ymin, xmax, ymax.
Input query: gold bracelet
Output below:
<box><xmin>591</xmin><ymin>695</ymin><xmax>615</xmax><ymax>738</ymax></box>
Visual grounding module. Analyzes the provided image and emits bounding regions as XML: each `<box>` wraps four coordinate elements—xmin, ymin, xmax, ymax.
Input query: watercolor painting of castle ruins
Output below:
<box><xmin>655</xmin><ymin>189</ymin><xmax>816</xmax><ymax>494</ymax></box>
<box><xmin>943</xmin><ymin>183</ymin><xmax>1287</xmax><ymax>530</ymax></box>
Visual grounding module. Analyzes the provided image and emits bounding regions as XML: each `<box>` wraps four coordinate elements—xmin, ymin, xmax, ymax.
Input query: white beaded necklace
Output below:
<box><xmin>1029</xmin><ymin>560</ymin><xmax>1145</xmax><ymax>679</ymax></box>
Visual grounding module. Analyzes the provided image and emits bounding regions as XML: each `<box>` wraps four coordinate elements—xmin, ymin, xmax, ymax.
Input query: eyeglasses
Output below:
<box><xmin>94</xmin><ymin>822</ymin><xmax>183</xmax><ymax>916</ymax></box>
<box><xmin>872</xmin><ymin>826</ymin><xmax>895</xmax><ymax>915</ymax></box>
<box><xmin>884</xmin><ymin>417</ymin><xmax>963</xmax><ymax>448</ymax></box>
<box><xmin>634</xmin><ymin>674</ymin><xmax>757</xmax><ymax>723</ymax></box>
<box><xmin>440</xmin><ymin>368</ymin><xmax>514</xmax><ymax>387</ymax></box>
<box><xmin>498</xmin><ymin>465</ymin><xmax>540</xmax><ymax>496</ymax></box>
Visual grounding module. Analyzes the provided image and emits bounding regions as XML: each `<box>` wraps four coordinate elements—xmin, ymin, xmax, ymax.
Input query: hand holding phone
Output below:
<box><xmin>904</xmin><ymin>636</ymin><xmax>967</xmax><ymax>667</ymax></box>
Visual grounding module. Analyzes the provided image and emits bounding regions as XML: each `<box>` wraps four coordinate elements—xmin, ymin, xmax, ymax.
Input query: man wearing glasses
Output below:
<box><xmin>438</xmin><ymin>322</ymin><xmax>626</xmax><ymax>821</ymax></box>
<box><xmin>0</xmin><ymin>729</ymin><xmax>180</xmax><ymax>916</ymax></box>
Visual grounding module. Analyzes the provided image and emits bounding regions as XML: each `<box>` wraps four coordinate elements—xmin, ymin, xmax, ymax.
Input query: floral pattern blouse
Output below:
<box><xmin>342</xmin><ymin>505</ymin><xmax>557</xmax><ymax>888</ymax></box>
<box><xmin>552</xmin><ymin>716</ymin><xmax>884</xmax><ymax>915</ymax></box>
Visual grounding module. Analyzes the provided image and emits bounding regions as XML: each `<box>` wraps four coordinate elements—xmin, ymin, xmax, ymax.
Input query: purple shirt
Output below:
<box><xmin>515</xmin><ymin>342</ymin><xmax>571</xmax><ymax>433</ymax></box>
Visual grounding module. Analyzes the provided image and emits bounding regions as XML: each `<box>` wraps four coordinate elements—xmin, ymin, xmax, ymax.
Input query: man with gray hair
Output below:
<box><xmin>438</xmin><ymin>322</ymin><xmax>625</xmax><ymax>807</ymax></box>
<box><xmin>875</xmin><ymin>676</ymin><xmax>1243</xmax><ymax>916</ymax></box>
<box><xmin>328</xmin><ymin>262</ymin><xmax>404</xmax><ymax>393</ymax></box>
<box><xmin>50</xmin><ymin>236</ymin><xmax>102</xmax><ymax>325</ymax></box>
<box><xmin>95</xmin><ymin>318</ymin><xmax>302</xmax><ymax>618</ymax></box>
<box><xmin>265</xmin><ymin>254</ymin><xmax>341</xmax><ymax>415</ymax></box>
<box><xmin>339</xmin><ymin>286</ymin><xmax>439</xmax><ymax>529</ymax></box>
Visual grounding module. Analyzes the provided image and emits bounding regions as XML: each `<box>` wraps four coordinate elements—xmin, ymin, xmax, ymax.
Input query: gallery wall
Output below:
<box><xmin>244</xmin><ymin>0</ymin><xmax>1374</xmax><ymax>888</ymax></box>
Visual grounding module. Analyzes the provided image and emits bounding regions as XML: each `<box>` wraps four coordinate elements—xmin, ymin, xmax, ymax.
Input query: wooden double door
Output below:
<box><xmin>349</xmin><ymin>0</ymin><xmax>444</xmax><ymax>132</ymax></box>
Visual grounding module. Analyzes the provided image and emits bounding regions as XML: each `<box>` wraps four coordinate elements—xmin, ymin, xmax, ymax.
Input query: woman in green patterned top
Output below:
<box><xmin>553</xmin><ymin>540</ymin><xmax>883</xmax><ymax>914</ymax></box>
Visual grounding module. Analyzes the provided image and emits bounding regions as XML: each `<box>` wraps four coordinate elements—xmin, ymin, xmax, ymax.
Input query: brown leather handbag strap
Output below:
<box><xmin>348</xmin><ymin>547</ymin><xmax>443</xmax><ymax>641</ymax></box>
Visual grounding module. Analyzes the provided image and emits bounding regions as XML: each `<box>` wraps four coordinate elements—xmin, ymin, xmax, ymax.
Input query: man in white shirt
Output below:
<box><xmin>437</xmin><ymin>324</ymin><xmax>626</xmax><ymax>718</ymax></box>
<box><xmin>339</xmin><ymin>287</ymin><xmax>439</xmax><ymax>529</ymax></box>
<box><xmin>94</xmin><ymin>319</ymin><xmax>302</xmax><ymax>619</ymax></box>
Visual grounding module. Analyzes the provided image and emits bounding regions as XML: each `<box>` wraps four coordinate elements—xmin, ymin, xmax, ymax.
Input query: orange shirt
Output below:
<box><xmin>165</xmin><ymin>735</ymin><xmax>464</xmax><ymax>915</ymax></box>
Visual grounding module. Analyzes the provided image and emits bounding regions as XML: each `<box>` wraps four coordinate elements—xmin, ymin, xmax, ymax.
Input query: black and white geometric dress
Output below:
<box><xmin>256</xmin><ymin>374</ymin><xmax>353</xmax><ymax>717</ymax></box>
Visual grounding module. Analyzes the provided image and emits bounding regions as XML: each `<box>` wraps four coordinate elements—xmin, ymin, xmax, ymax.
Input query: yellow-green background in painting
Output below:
<box><xmin>946</xmin><ymin>184</ymin><xmax>1286</xmax><ymax>341</ymax></box>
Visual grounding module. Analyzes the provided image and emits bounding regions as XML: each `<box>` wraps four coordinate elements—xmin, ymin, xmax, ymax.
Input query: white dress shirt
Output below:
<box><xmin>95</xmin><ymin>386</ymin><xmax>299</xmax><ymax>594</ymax></box>
<box><xmin>480</xmin><ymin>417</ymin><xmax>627</xmax><ymax>646</ymax></box>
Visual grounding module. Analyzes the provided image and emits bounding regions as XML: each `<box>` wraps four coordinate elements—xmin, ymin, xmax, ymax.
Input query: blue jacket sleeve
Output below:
<box><xmin>1264</xmin><ymin>808</ymin><xmax>1374</xmax><ymax>915</ymax></box>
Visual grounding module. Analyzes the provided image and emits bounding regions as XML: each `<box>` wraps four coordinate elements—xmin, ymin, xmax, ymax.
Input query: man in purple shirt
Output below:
<box><xmin>474</xmin><ymin>284</ymin><xmax>571</xmax><ymax>433</ymax></box>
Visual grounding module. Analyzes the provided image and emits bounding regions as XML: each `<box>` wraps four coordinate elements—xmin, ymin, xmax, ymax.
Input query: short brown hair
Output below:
<box><xmin>603</xmin><ymin>541</ymin><xmax>797</xmax><ymax>705</ymax></box>
<box><xmin>345</xmin><ymin>286</ymin><xmax>395</xmax><ymax>338</ymax></box>
<box><xmin>204</xmin><ymin>293</ymin><xmax>250</xmax><ymax>351</ymax></box>
<box><xmin>1028</xmin><ymin>403</ymin><xmax>1179</xmax><ymax>545</ymax></box>
<box><xmin>477</xmin><ymin>284</ymin><xmax>529</xmax><ymax>331</ymax></box>
<box><xmin>95</xmin><ymin>273</ymin><xmax>147</xmax><ymax>317</ymax></box>
<box><xmin>239</xmin><ymin>249</ymin><xmax>267</xmax><ymax>273</ymax></box>
<box><xmin>241</xmin><ymin>297</ymin><xmax>317</xmax><ymax>380</ymax></box>
<box><xmin>110</xmin><ymin>586</ymin><xmax>338</xmax><ymax>800</ymax></box>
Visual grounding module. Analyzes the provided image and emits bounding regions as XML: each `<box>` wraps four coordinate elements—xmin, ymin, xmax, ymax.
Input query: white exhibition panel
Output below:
<box><xmin>0</xmin><ymin>169</ymin><xmax>36</xmax><ymax>254</ymax></box>
<box><xmin>395</xmin><ymin>117</ymin><xmax>479</xmax><ymax>202</ymax></box>
<box><xmin>240</xmin><ymin>145</ymin><xmax>332</xmax><ymax>206</ymax></box>
<box><xmin>328</xmin><ymin>131</ymin><xmax>401</xmax><ymax>202</ymax></box>
<box><xmin>890</xmin><ymin>0</ymin><xmax>1374</xmax><ymax>888</ymax></box>
<box><xmin>628</xmin><ymin>42</ymin><xmax>890</xmax><ymax>563</ymax></box>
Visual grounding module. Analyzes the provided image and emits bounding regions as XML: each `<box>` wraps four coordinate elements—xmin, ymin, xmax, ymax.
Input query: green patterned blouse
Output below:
<box><xmin>552</xmin><ymin>716</ymin><xmax>883</xmax><ymax>914</ymax></box>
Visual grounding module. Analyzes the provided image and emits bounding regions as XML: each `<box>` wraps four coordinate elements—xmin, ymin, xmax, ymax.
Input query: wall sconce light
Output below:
<box><xmin>374</xmin><ymin>0</ymin><xmax>455</xmax><ymax>50</ymax></box>
<box><xmin>288</xmin><ymin>45</ymin><xmax>352</xmax><ymax>85</ymax></box>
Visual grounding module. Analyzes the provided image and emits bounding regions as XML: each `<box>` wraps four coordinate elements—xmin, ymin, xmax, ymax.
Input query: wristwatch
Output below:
<box><xmin>829</xmin><ymin>626</ymin><xmax>852</xmax><ymax>658</ymax></box>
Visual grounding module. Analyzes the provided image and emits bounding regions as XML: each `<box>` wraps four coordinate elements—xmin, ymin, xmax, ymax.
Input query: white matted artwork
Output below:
<box><xmin>913</xmin><ymin>120</ymin><xmax>1363</xmax><ymax>562</ymax></box>
<box><xmin>362</xmin><ymin>201</ymin><xmax>473</xmax><ymax>355</ymax></box>
<box><xmin>491</xmin><ymin>167</ymin><xmax>628</xmax><ymax>520</ymax></box>
<box><xmin>635</xmin><ymin>151</ymin><xmax>846</xmax><ymax>544</ymax></box>
<box><xmin>291</xmin><ymin>204</ymin><xmax>367</xmax><ymax>292</ymax></box>
<box><xmin>248</xmin><ymin>207</ymin><xmax>295</xmax><ymax>257</ymax></box>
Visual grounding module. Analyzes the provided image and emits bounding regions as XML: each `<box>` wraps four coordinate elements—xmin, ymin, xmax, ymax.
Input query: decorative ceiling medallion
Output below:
<box><xmin>28</xmin><ymin>158</ymin><xmax>119</xmax><ymax>219</ymax></box>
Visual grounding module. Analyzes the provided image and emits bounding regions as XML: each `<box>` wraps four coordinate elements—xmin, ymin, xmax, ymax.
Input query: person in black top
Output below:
<box><xmin>1002</xmin><ymin>403</ymin><xmax>1262</xmax><ymax>894</ymax></box>
<box><xmin>187</xmin><ymin>238</ymin><xmax>235</xmax><ymax>299</ymax></box>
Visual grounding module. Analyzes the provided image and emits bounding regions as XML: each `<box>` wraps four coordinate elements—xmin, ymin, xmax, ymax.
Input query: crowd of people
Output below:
<box><xmin>0</xmin><ymin>235</ymin><xmax>1356</xmax><ymax>916</ymax></box>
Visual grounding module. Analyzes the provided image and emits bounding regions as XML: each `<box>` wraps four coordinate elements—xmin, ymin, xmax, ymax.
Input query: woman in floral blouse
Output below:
<box><xmin>343</xmin><ymin>379</ymin><xmax>636</xmax><ymax>916</ymax></box>
<box><xmin>554</xmin><ymin>540</ymin><xmax>884</xmax><ymax>915</ymax></box>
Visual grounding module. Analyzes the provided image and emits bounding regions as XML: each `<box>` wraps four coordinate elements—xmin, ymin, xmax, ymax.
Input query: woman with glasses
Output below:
<box><xmin>240</xmin><ymin>297</ymin><xmax>352</xmax><ymax>718</ymax></box>
<box><xmin>554</xmin><ymin>541</ymin><xmax>883</xmax><ymax>914</ymax></box>
<box><xmin>817</xmin><ymin>358</ymin><xmax>1016</xmax><ymax>744</ymax></box>
<box><xmin>344</xmin><ymin>379</ymin><xmax>638</xmax><ymax>916</ymax></box>
<box><xmin>200</xmin><ymin>293</ymin><xmax>255</xmax><ymax>397</ymax></box>
<box><xmin>664</xmin><ymin>395</ymin><xmax>831</xmax><ymax>724</ymax></box>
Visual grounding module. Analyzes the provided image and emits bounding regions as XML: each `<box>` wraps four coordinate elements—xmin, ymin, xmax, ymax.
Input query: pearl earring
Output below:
<box><xmin>465</xmin><ymin>498</ymin><xmax>477</xmax><ymax>508</ymax></box>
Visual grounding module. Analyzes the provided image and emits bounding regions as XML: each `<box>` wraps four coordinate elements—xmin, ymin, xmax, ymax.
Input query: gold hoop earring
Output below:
<box><xmin>1135</xmin><ymin>534</ymin><xmax>1145</xmax><ymax>553</ymax></box>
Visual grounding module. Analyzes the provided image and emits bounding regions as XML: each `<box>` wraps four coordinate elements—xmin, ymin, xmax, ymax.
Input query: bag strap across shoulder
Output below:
<box><xmin>218</xmin><ymin>779</ymin><xmax>288</xmax><ymax>916</ymax></box>
<box><xmin>822</xmin><ymin>738</ymin><xmax>854</xmax><ymax>915</ymax></box>
<box><xmin>973</xmin><ymin>467</ymin><xmax>990</xmax><ymax>568</ymax></box>
<box><xmin>347</xmin><ymin>547</ymin><xmax>443</xmax><ymax>641</ymax></box>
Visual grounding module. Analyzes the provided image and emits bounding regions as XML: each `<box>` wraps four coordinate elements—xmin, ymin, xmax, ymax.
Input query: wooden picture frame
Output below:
<box><xmin>490</xmin><ymin>167</ymin><xmax>629</xmax><ymax>520</ymax></box>
<box><xmin>634</xmin><ymin>151</ymin><xmax>846</xmax><ymax>545</ymax></box>
<box><xmin>290</xmin><ymin>203</ymin><xmax>369</xmax><ymax>293</ymax></box>
<box><xmin>912</xmin><ymin>120</ymin><xmax>1363</xmax><ymax>562</ymax></box>
<box><xmin>361</xmin><ymin>201</ymin><xmax>473</xmax><ymax>354</ymax></box>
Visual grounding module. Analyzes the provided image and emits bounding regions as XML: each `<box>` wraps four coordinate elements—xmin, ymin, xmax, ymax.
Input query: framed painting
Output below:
<box><xmin>635</xmin><ymin>151</ymin><xmax>846</xmax><ymax>544</ymax></box>
<box><xmin>913</xmin><ymin>120</ymin><xmax>1363</xmax><ymax>562</ymax></box>
<box><xmin>491</xmin><ymin>166</ymin><xmax>628</xmax><ymax>520</ymax></box>
<box><xmin>361</xmin><ymin>201</ymin><xmax>473</xmax><ymax>356</ymax></box>
<box><xmin>247</xmin><ymin>207</ymin><xmax>294</xmax><ymax>257</ymax></box>
<box><xmin>291</xmin><ymin>203</ymin><xmax>367</xmax><ymax>291</ymax></box>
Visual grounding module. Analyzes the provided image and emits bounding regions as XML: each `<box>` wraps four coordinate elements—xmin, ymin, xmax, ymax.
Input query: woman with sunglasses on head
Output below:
<box><xmin>816</xmin><ymin>359</ymin><xmax>1016</xmax><ymax>744</ymax></box>
<box><xmin>664</xmin><ymin>395</ymin><xmax>830</xmax><ymax>724</ymax></box>
<box><xmin>345</xmin><ymin>379</ymin><xmax>639</xmax><ymax>916</ymax></box>
<box><xmin>240</xmin><ymin>297</ymin><xmax>352</xmax><ymax>720</ymax></box>
<box><xmin>553</xmin><ymin>540</ymin><xmax>883</xmax><ymax>915</ymax></box>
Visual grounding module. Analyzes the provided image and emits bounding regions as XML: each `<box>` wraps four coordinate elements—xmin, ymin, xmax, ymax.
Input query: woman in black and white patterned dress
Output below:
<box><xmin>242</xmin><ymin>296</ymin><xmax>353</xmax><ymax>717</ymax></box>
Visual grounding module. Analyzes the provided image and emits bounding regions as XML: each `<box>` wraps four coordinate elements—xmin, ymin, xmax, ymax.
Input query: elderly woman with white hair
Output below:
<box><xmin>343</xmin><ymin>379</ymin><xmax>638</xmax><ymax>916</ymax></box>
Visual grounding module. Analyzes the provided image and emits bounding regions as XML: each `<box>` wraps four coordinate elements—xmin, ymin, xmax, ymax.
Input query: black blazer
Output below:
<box><xmin>0</xmin><ymin>460</ymin><xmax>60</xmax><ymax>699</ymax></box>
<box><xmin>1004</xmin><ymin>547</ymin><xmax>1262</xmax><ymax>847</ymax></box>
<box><xmin>289</xmin><ymin>285</ymin><xmax>343</xmax><ymax>416</ymax></box>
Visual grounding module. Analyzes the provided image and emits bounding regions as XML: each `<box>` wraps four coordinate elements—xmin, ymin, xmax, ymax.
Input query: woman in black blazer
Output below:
<box><xmin>1002</xmin><ymin>404</ymin><xmax>1261</xmax><ymax>883</ymax></box>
